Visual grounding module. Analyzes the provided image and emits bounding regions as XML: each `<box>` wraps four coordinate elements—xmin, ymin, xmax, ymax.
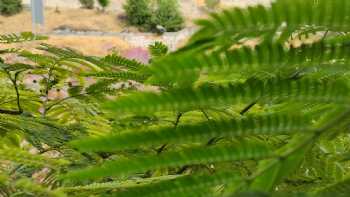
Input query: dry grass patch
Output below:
<box><xmin>0</xmin><ymin>8</ymin><xmax>126</xmax><ymax>34</ymax></box>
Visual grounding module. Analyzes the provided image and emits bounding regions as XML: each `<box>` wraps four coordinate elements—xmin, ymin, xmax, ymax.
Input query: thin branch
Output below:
<box><xmin>0</xmin><ymin>109</ymin><xmax>23</xmax><ymax>115</ymax></box>
<box><xmin>0</xmin><ymin>71</ymin><xmax>23</xmax><ymax>115</ymax></box>
<box><xmin>321</xmin><ymin>30</ymin><xmax>330</xmax><ymax>41</ymax></box>
<box><xmin>156</xmin><ymin>112</ymin><xmax>183</xmax><ymax>154</ymax></box>
<box><xmin>173</xmin><ymin>112</ymin><xmax>183</xmax><ymax>127</ymax></box>
<box><xmin>41</xmin><ymin>68</ymin><xmax>53</xmax><ymax>117</ymax></box>
<box><xmin>176</xmin><ymin>110</ymin><xmax>215</xmax><ymax>174</ymax></box>
<box><xmin>206</xmin><ymin>137</ymin><xmax>224</xmax><ymax>146</ymax></box>
<box><xmin>201</xmin><ymin>109</ymin><xmax>212</xmax><ymax>122</ymax></box>
<box><xmin>12</xmin><ymin>72</ymin><xmax>22</xmax><ymax>113</ymax></box>
<box><xmin>156</xmin><ymin>144</ymin><xmax>168</xmax><ymax>155</ymax></box>
<box><xmin>200</xmin><ymin>109</ymin><xmax>224</xmax><ymax>146</ymax></box>
<box><xmin>240</xmin><ymin>100</ymin><xmax>258</xmax><ymax>115</ymax></box>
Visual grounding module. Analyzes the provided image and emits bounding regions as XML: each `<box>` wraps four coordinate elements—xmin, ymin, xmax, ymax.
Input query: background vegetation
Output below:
<box><xmin>0</xmin><ymin>0</ymin><xmax>22</xmax><ymax>16</ymax></box>
<box><xmin>123</xmin><ymin>0</ymin><xmax>152</xmax><ymax>26</ymax></box>
<box><xmin>79</xmin><ymin>0</ymin><xmax>95</xmax><ymax>9</ymax></box>
<box><xmin>97</xmin><ymin>0</ymin><xmax>109</xmax><ymax>11</ymax></box>
<box><xmin>124</xmin><ymin>0</ymin><xmax>184</xmax><ymax>32</ymax></box>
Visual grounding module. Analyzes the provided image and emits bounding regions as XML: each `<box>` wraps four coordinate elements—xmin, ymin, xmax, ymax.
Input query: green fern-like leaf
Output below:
<box><xmin>82</xmin><ymin>71</ymin><xmax>148</xmax><ymax>82</ymax></box>
<box><xmin>149</xmin><ymin>41</ymin><xmax>169</xmax><ymax>58</ymax></box>
<box><xmin>15</xmin><ymin>178</ymin><xmax>66</xmax><ymax>197</ymax></box>
<box><xmin>63</xmin><ymin>175</ymin><xmax>181</xmax><ymax>193</ymax></box>
<box><xmin>109</xmin><ymin>172</ymin><xmax>241</xmax><ymax>197</ymax></box>
<box><xmin>37</xmin><ymin>44</ymin><xmax>104</xmax><ymax>71</ymax></box>
<box><xmin>0</xmin><ymin>32</ymin><xmax>47</xmax><ymax>44</ymax></box>
<box><xmin>72</xmin><ymin>113</ymin><xmax>311</xmax><ymax>152</ymax></box>
<box><xmin>189</xmin><ymin>0</ymin><xmax>350</xmax><ymax>48</ymax></box>
<box><xmin>102</xmin><ymin>53</ymin><xmax>147</xmax><ymax>71</ymax></box>
<box><xmin>151</xmin><ymin>41</ymin><xmax>350</xmax><ymax>81</ymax></box>
<box><xmin>0</xmin><ymin>115</ymin><xmax>79</xmax><ymax>150</ymax></box>
<box><xmin>64</xmin><ymin>142</ymin><xmax>272</xmax><ymax>180</ymax></box>
<box><xmin>0</xmin><ymin>48</ymin><xmax>20</xmax><ymax>54</ymax></box>
<box><xmin>0</xmin><ymin>148</ymin><xmax>69</xmax><ymax>169</ymax></box>
<box><xmin>103</xmin><ymin>78</ymin><xmax>350</xmax><ymax>115</ymax></box>
<box><xmin>20</xmin><ymin>50</ymin><xmax>58</xmax><ymax>67</ymax></box>
<box><xmin>315</xmin><ymin>176</ymin><xmax>350</xmax><ymax>197</ymax></box>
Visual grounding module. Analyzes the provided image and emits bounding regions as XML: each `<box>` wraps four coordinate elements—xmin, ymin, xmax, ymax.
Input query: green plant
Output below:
<box><xmin>151</xmin><ymin>0</ymin><xmax>184</xmax><ymax>32</ymax></box>
<box><xmin>64</xmin><ymin>0</ymin><xmax>350</xmax><ymax>196</ymax></box>
<box><xmin>3</xmin><ymin>0</ymin><xmax>350</xmax><ymax>196</ymax></box>
<box><xmin>123</xmin><ymin>0</ymin><xmax>152</xmax><ymax>26</ymax></box>
<box><xmin>0</xmin><ymin>32</ymin><xmax>149</xmax><ymax>196</ymax></box>
<box><xmin>79</xmin><ymin>0</ymin><xmax>94</xmax><ymax>9</ymax></box>
<box><xmin>148</xmin><ymin>41</ymin><xmax>169</xmax><ymax>58</ymax></box>
<box><xmin>0</xmin><ymin>0</ymin><xmax>22</xmax><ymax>16</ymax></box>
<box><xmin>123</xmin><ymin>0</ymin><xmax>184</xmax><ymax>32</ymax></box>
<box><xmin>97</xmin><ymin>0</ymin><xmax>109</xmax><ymax>11</ymax></box>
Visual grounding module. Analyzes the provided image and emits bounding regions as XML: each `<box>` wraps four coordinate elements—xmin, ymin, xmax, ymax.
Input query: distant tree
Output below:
<box><xmin>123</xmin><ymin>0</ymin><xmax>184</xmax><ymax>32</ymax></box>
<box><xmin>97</xmin><ymin>0</ymin><xmax>109</xmax><ymax>11</ymax></box>
<box><xmin>79</xmin><ymin>0</ymin><xmax>95</xmax><ymax>9</ymax></box>
<box><xmin>152</xmin><ymin>0</ymin><xmax>184</xmax><ymax>32</ymax></box>
<box><xmin>123</xmin><ymin>0</ymin><xmax>152</xmax><ymax>27</ymax></box>
<box><xmin>0</xmin><ymin>0</ymin><xmax>22</xmax><ymax>16</ymax></box>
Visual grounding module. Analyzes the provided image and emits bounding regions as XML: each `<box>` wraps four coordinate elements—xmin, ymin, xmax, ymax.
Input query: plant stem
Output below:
<box><xmin>41</xmin><ymin>67</ymin><xmax>54</xmax><ymax>117</ymax></box>
<box><xmin>0</xmin><ymin>71</ymin><xmax>23</xmax><ymax>115</ymax></box>
<box><xmin>156</xmin><ymin>112</ymin><xmax>183</xmax><ymax>154</ymax></box>
<box><xmin>240</xmin><ymin>100</ymin><xmax>258</xmax><ymax>115</ymax></box>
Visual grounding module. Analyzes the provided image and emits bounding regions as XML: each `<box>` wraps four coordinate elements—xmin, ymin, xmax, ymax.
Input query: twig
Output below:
<box><xmin>0</xmin><ymin>109</ymin><xmax>22</xmax><ymax>115</ymax></box>
<box><xmin>41</xmin><ymin>67</ymin><xmax>54</xmax><ymax>117</ymax></box>
<box><xmin>0</xmin><ymin>71</ymin><xmax>23</xmax><ymax>115</ymax></box>
<box><xmin>156</xmin><ymin>112</ymin><xmax>183</xmax><ymax>154</ymax></box>
<box><xmin>12</xmin><ymin>72</ymin><xmax>22</xmax><ymax>113</ymax></box>
<box><xmin>240</xmin><ymin>100</ymin><xmax>258</xmax><ymax>115</ymax></box>
<box><xmin>200</xmin><ymin>109</ymin><xmax>225</xmax><ymax>146</ymax></box>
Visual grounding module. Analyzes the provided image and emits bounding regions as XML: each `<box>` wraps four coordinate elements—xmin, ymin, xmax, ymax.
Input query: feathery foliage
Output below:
<box><xmin>73</xmin><ymin>113</ymin><xmax>312</xmax><ymax>152</ymax></box>
<box><xmin>2</xmin><ymin>0</ymin><xmax>350</xmax><ymax>196</ymax></box>
<box><xmin>0</xmin><ymin>32</ymin><xmax>47</xmax><ymax>43</ymax></box>
<box><xmin>148</xmin><ymin>41</ymin><xmax>169</xmax><ymax>58</ymax></box>
<box><xmin>65</xmin><ymin>141</ymin><xmax>273</xmax><ymax>180</ymax></box>
<box><xmin>66</xmin><ymin>0</ymin><xmax>350</xmax><ymax>196</ymax></box>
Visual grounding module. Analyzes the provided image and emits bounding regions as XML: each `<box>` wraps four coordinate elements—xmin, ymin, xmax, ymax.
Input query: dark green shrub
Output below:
<box><xmin>123</xmin><ymin>0</ymin><xmax>184</xmax><ymax>32</ymax></box>
<box><xmin>97</xmin><ymin>0</ymin><xmax>109</xmax><ymax>11</ymax></box>
<box><xmin>0</xmin><ymin>0</ymin><xmax>22</xmax><ymax>16</ymax></box>
<box><xmin>151</xmin><ymin>0</ymin><xmax>184</xmax><ymax>32</ymax></box>
<box><xmin>79</xmin><ymin>0</ymin><xmax>95</xmax><ymax>9</ymax></box>
<box><xmin>123</xmin><ymin>0</ymin><xmax>152</xmax><ymax>27</ymax></box>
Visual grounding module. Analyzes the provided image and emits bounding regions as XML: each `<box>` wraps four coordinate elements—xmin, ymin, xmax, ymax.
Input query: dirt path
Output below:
<box><xmin>51</xmin><ymin>27</ymin><xmax>197</xmax><ymax>51</ymax></box>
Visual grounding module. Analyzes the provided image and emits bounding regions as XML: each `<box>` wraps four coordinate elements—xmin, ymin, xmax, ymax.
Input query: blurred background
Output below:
<box><xmin>0</xmin><ymin>0</ymin><xmax>271</xmax><ymax>56</ymax></box>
